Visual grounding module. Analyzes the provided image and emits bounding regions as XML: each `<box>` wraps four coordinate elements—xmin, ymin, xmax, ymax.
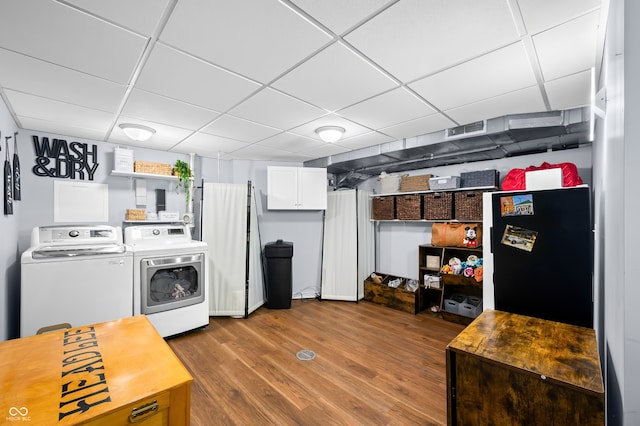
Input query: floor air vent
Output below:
<box><xmin>296</xmin><ymin>349</ymin><xmax>316</xmax><ymax>361</ymax></box>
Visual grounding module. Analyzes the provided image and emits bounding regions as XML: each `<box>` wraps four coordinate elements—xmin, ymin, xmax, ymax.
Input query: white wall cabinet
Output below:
<box><xmin>267</xmin><ymin>166</ymin><xmax>327</xmax><ymax>210</ymax></box>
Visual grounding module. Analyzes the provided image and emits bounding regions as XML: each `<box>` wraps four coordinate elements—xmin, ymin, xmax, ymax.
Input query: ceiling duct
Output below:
<box><xmin>304</xmin><ymin>107</ymin><xmax>591</xmax><ymax>189</ymax></box>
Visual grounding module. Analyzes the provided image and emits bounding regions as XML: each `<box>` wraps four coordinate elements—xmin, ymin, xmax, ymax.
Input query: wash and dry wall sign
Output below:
<box><xmin>31</xmin><ymin>136</ymin><xmax>99</xmax><ymax>180</ymax></box>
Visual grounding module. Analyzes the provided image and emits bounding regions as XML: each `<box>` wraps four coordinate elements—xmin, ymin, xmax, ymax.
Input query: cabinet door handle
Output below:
<box><xmin>129</xmin><ymin>400</ymin><xmax>158</xmax><ymax>423</ymax></box>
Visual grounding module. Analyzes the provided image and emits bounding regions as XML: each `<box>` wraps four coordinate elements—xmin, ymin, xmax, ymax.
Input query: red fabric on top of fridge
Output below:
<box><xmin>501</xmin><ymin>162</ymin><xmax>583</xmax><ymax>190</ymax></box>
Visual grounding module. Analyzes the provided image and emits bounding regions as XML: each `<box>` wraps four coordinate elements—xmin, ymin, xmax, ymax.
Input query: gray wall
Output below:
<box><xmin>17</xmin><ymin>132</ymin><xmax>190</xmax><ymax>254</ymax></box>
<box><xmin>0</xmin><ymin>97</ymin><xmax>20</xmax><ymax>341</ymax></box>
<box><xmin>198</xmin><ymin>158</ymin><xmax>324</xmax><ymax>299</ymax></box>
<box><xmin>358</xmin><ymin>146</ymin><xmax>592</xmax><ymax>280</ymax></box>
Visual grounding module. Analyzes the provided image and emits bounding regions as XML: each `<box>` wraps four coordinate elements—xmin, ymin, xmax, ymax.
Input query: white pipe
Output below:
<box><xmin>188</xmin><ymin>153</ymin><xmax>195</xmax><ymax>215</ymax></box>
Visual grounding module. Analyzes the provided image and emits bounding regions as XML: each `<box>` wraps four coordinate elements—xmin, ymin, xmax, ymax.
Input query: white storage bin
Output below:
<box><xmin>379</xmin><ymin>173</ymin><xmax>402</xmax><ymax>193</ymax></box>
<box><xmin>114</xmin><ymin>147</ymin><xmax>134</xmax><ymax>172</ymax></box>
<box><xmin>429</xmin><ymin>176</ymin><xmax>461</xmax><ymax>190</ymax></box>
<box><xmin>424</xmin><ymin>275</ymin><xmax>441</xmax><ymax>289</ymax></box>
<box><xmin>158</xmin><ymin>211</ymin><xmax>180</xmax><ymax>221</ymax></box>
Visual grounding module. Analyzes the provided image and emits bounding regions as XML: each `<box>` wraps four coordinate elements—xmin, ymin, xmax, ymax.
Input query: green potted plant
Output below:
<box><xmin>173</xmin><ymin>160</ymin><xmax>193</xmax><ymax>204</ymax></box>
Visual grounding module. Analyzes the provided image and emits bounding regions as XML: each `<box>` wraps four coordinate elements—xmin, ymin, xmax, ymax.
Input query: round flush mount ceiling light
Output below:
<box><xmin>119</xmin><ymin>123</ymin><xmax>156</xmax><ymax>142</ymax></box>
<box><xmin>315</xmin><ymin>126</ymin><xmax>345</xmax><ymax>143</ymax></box>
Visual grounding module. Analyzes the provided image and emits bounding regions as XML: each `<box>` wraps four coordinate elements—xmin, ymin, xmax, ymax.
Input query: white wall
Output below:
<box><xmin>358</xmin><ymin>146</ymin><xmax>592</xmax><ymax>280</ymax></box>
<box><xmin>0</xmin><ymin>97</ymin><xmax>20</xmax><ymax>340</ymax></box>
<box><xmin>599</xmin><ymin>0</ymin><xmax>640</xmax><ymax>423</ymax></box>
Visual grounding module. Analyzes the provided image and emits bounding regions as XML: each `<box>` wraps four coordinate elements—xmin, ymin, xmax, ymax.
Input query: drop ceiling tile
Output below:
<box><xmin>19</xmin><ymin>117</ymin><xmax>108</xmax><ymax>142</ymax></box>
<box><xmin>123</xmin><ymin>89</ymin><xmax>221</xmax><ymax>131</ymax></box>
<box><xmin>517</xmin><ymin>0</ymin><xmax>601</xmax><ymax>35</ymax></box>
<box><xmin>111</xmin><ymin>117</ymin><xmax>193</xmax><ymax>150</ymax></box>
<box><xmin>409</xmin><ymin>42</ymin><xmax>538</xmax><ymax>111</ymax></box>
<box><xmin>533</xmin><ymin>11</ymin><xmax>600</xmax><ymax>81</ymax></box>
<box><xmin>201</xmin><ymin>115</ymin><xmax>281</xmax><ymax>143</ymax></box>
<box><xmin>160</xmin><ymin>0</ymin><xmax>331</xmax><ymax>83</ymax></box>
<box><xmin>225</xmin><ymin>144</ymin><xmax>303</xmax><ymax>161</ymax></box>
<box><xmin>257</xmin><ymin>132</ymin><xmax>324</xmax><ymax>153</ymax></box>
<box><xmin>0</xmin><ymin>0</ymin><xmax>146</xmax><ymax>83</ymax></box>
<box><xmin>287</xmin><ymin>113</ymin><xmax>372</xmax><ymax>142</ymax></box>
<box><xmin>337</xmin><ymin>87</ymin><xmax>435</xmax><ymax>129</ymax></box>
<box><xmin>297</xmin><ymin>142</ymin><xmax>351</xmax><ymax>159</ymax></box>
<box><xmin>380</xmin><ymin>113</ymin><xmax>457</xmax><ymax>140</ymax></box>
<box><xmin>136</xmin><ymin>44</ymin><xmax>261</xmax><ymax>112</ymax></box>
<box><xmin>345</xmin><ymin>0</ymin><xmax>520</xmax><ymax>82</ymax></box>
<box><xmin>290</xmin><ymin>0</ymin><xmax>394</xmax><ymax>34</ymax></box>
<box><xmin>335</xmin><ymin>131</ymin><xmax>395</xmax><ymax>150</ymax></box>
<box><xmin>445</xmin><ymin>85</ymin><xmax>546</xmax><ymax>125</ymax></box>
<box><xmin>64</xmin><ymin>0</ymin><xmax>169</xmax><ymax>36</ymax></box>
<box><xmin>229</xmin><ymin>88</ymin><xmax>327</xmax><ymax>130</ymax></box>
<box><xmin>545</xmin><ymin>70</ymin><xmax>591</xmax><ymax>110</ymax></box>
<box><xmin>171</xmin><ymin>133</ymin><xmax>250</xmax><ymax>158</ymax></box>
<box><xmin>273</xmin><ymin>42</ymin><xmax>397</xmax><ymax>112</ymax></box>
<box><xmin>0</xmin><ymin>49</ymin><xmax>126</xmax><ymax>113</ymax></box>
<box><xmin>6</xmin><ymin>90</ymin><xmax>113</xmax><ymax>134</ymax></box>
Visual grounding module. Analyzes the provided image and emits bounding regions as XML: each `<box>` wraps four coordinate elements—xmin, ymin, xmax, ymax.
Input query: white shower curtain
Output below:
<box><xmin>202</xmin><ymin>182</ymin><xmax>264</xmax><ymax>316</ymax></box>
<box><xmin>321</xmin><ymin>189</ymin><xmax>374</xmax><ymax>301</ymax></box>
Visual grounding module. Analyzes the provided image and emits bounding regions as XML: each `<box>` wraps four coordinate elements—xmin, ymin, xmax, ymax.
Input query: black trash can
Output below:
<box><xmin>264</xmin><ymin>240</ymin><xmax>293</xmax><ymax>309</ymax></box>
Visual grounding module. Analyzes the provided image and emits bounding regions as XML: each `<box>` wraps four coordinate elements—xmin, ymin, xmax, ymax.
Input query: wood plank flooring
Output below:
<box><xmin>167</xmin><ymin>299</ymin><xmax>465</xmax><ymax>425</ymax></box>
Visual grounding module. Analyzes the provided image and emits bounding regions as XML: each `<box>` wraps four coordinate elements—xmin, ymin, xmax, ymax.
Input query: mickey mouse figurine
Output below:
<box><xmin>463</xmin><ymin>226</ymin><xmax>478</xmax><ymax>248</ymax></box>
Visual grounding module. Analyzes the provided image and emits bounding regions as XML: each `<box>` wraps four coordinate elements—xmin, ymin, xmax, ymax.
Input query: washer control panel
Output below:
<box><xmin>32</xmin><ymin>225</ymin><xmax>121</xmax><ymax>245</ymax></box>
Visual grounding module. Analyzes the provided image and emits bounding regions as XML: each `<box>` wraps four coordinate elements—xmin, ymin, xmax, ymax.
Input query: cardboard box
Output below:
<box><xmin>525</xmin><ymin>168</ymin><xmax>563</xmax><ymax>190</ymax></box>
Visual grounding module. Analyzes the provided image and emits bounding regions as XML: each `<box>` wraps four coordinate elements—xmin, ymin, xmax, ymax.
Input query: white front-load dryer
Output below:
<box><xmin>125</xmin><ymin>224</ymin><xmax>209</xmax><ymax>338</ymax></box>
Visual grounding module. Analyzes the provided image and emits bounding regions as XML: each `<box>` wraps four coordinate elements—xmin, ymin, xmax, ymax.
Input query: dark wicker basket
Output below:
<box><xmin>372</xmin><ymin>196</ymin><xmax>395</xmax><ymax>220</ymax></box>
<box><xmin>396</xmin><ymin>194</ymin><xmax>422</xmax><ymax>220</ymax></box>
<box><xmin>423</xmin><ymin>192</ymin><xmax>453</xmax><ymax>220</ymax></box>
<box><xmin>454</xmin><ymin>190</ymin><xmax>483</xmax><ymax>221</ymax></box>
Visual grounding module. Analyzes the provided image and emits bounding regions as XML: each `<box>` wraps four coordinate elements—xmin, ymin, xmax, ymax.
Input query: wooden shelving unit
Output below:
<box><xmin>418</xmin><ymin>244</ymin><xmax>483</xmax><ymax>325</ymax></box>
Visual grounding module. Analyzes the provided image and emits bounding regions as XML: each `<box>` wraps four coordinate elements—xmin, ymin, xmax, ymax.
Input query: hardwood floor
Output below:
<box><xmin>167</xmin><ymin>299</ymin><xmax>465</xmax><ymax>425</ymax></box>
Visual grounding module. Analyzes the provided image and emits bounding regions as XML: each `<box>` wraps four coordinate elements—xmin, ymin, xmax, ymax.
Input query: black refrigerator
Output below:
<box><xmin>487</xmin><ymin>186</ymin><xmax>593</xmax><ymax>328</ymax></box>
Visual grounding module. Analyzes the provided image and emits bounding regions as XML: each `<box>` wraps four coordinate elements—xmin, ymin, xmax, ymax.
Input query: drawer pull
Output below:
<box><xmin>129</xmin><ymin>400</ymin><xmax>158</xmax><ymax>423</ymax></box>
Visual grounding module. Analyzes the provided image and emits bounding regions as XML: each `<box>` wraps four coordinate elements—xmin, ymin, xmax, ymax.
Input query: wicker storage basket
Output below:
<box><xmin>372</xmin><ymin>196</ymin><xmax>395</xmax><ymax>220</ymax></box>
<box><xmin>454</xmin><ymin>190</ymin><xmax>483</xmax><ymax>221</ymax></box>
<box><xmin>126</xmin><ymin>209</ymin><xmax>146</xmax><ymax>220</ymax></box>
<box><xmin>399</xmin><ymin>174</ymin><xmax>433</xmax><ymax>192</ymax></box>
<box><xmin>461</xmin><ymin>169</ymin><xmax>499</xmax><ymax>188</ymax></box>
<box><xmin>396</xmin><ymin>194</ymin><xmax>422</xmax><ymax>220</ymax></box>
<box><xmin>133</xmin><ymin>161</ymin><xmax>173</xmax><ymax>176</ymax></box>
<box><xmin>423</xmin><ymin>192</ymin><xmax>453</xmax><ymax>220</ymax></box>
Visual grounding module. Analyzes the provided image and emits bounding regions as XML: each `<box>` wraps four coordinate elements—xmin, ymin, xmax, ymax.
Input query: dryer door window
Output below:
<box><xmin>141</xmin><ymin>253</ymin><xmax>204</xmax><ymax>314</ymax></box>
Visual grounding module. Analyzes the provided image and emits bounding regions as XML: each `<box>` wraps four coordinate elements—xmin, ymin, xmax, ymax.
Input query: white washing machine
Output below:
<box><xmin>20</xmin><ymin>225</ymin><xmax>133</xmax><ymax>337</ymax></box>
<box><xmin>124</xmin><ymin>224</ymin><xmax>209</xmax><ymax>338</ymax></box>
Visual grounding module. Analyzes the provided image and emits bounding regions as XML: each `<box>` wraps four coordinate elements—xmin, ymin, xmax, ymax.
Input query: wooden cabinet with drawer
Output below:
<box><xmin>0</xmin><ymin>316</ymin><xmax>192</xmax><ymax>425</ymax></box>
<box><xmin>446</xmin><ymin>310</ymin><xmax>604</xmax><ymax>425</ymax></box>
